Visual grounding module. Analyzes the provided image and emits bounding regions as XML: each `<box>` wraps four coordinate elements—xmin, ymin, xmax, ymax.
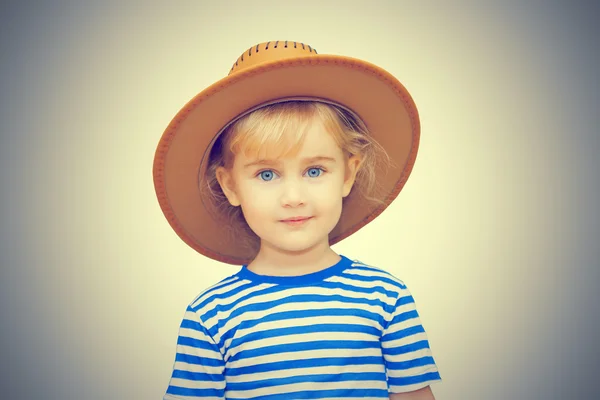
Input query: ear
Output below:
<box><xmin>215</xmin><ymin>166</ymin><xmax>241</xmax><ymax>206</ymax></box>
<box><xmin>342</xmin><ymin>155</ymin><xmax>362</xmax><ymax>198</ymax></box>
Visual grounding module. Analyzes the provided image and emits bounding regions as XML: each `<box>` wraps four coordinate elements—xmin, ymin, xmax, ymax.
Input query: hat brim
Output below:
<box><xmin>153</xmin><ymin>55</ymin><xmax>419</xmax><ymax>265</ymax></box>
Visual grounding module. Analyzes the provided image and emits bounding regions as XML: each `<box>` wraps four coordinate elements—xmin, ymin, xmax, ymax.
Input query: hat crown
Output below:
<box><xmin>228</xmin><ymin>41</ymin><xmax>318</xmax><ymax>76</ymax></box>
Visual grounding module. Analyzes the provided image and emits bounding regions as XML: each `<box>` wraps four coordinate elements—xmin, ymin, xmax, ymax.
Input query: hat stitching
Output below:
<box><xmin>156</xmin><ymin>56</ymin><xmax>418</xmax><ymax>181</ymax></box>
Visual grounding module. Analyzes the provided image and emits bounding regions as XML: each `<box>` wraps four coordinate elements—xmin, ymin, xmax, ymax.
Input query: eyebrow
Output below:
<box><xmin>243</xmin><ymin>156</ymin><xmax>337</xmax><ymax>169</ymax></box>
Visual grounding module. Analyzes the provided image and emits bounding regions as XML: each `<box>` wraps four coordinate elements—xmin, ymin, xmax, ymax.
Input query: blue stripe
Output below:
<box><xmin>178</xmin><ymin>336</ymin><xmax>218</xmax><ymax>351</ymax></box>
<box><xmin>386</xmin><ymin>356</ymin><xmax>436</xmax><ymax>371</ymax></box>
<box><xmin>217</xmin><ymin>307</ymin><xmax>386</xmax><ymax>346</ymax></box>
<box><xmin>202</xmin><ymin>279</ymin><xmax>397</xmax><ymax>324</ymax></box>
<box><xmin>388</xmin><ymin>371</ymin><xmax>441</xmax><ymax>387</ymax></box>
<box><xmin>381</xmin><ymin>295</ymin><xmax>416</xmax><ymax>331</ymax></box>
<box><xmin>381</xmin><ymin>324</ymin><xmax>425</xmax><ymax>342</ymax></box>
<box><xmin>227</xmin><ymin>388</ymin><xmax>389</xmax><ymax>400</ymax></box>
<box><xmin>396</xmin><ymin>295</ymin><xmax>415</xmax><ymax>306</ymax></box>
<box><xmin>165</xmin><ymin>257</ymin><xmax>441</xmax><ymax>398</ymax></box>
<box><xmin>226</xmin><ymin>372</ymin><xmax>387</xmax><ymax>391</ymax></box>
<box><xmin>225</xmin><ymin>294</ymin><xmax>389</xmax><ymax>327</ymax></box>
<box><xmin>202</xmin><ymin>284</ymin><xmax>292</xmax><ymax>322</ymax></box>
<box><xmin>190</xmin><ymin>276</ymin><xmax>242</xmax><ymax>307</ymax></box>
<box><xmin>193</xmin><ymin>281</ymin><xmax>258</xmax><ymax>312</ymax></box>
<box><xmin>226</xmin><ymin>356</ymin><xmax>385</xmax><ymax>376</ymax></box>
<box><xmin>166</xmin><ymin>385</ymin><xmax>224</xmax><ymax>397</ymax></box>
<box><xmin>180</xmin><ymin>318</ymin><xmax>203</xmax><ymax>331</ymax></box>
<box><xmin>382</xmin><ymin>339</ymin><xmax>431</xmax><ymax>356</ymax></box>
<box><xmin>175</xmin><ymin>352</ymin><xmax>224</xmax><ymax>367</ymax></box>
<box><xmin>229</xmin><ymin>323</ymin><xmax>382</xmax><ymax>349</ymax></box>
<box><xmin>229</xmin><ymin>339</ymin><xmax>381</xmax><ymax>363</ymax></box>
<box><xmin>386</xmin><ymin>310</ymin><xmax>419</xmax><ymax>328</ymax></box>
<box><xmin>172</xmin><ymin>369</ymin><xmax>225</xmax><ymax>382</ymax></box>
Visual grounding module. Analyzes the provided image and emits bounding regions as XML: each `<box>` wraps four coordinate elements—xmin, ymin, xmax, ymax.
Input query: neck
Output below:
<box><xmin>248</xmin><ymin>240</ymin><xmax>341</xmax><ymax>277</ymax></box>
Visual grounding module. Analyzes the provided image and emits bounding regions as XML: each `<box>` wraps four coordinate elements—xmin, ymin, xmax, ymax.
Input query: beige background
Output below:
<box><xmin>1</xmin><ymin>1</ymin><xmax>598</xmax><ymax>399</ymax></box>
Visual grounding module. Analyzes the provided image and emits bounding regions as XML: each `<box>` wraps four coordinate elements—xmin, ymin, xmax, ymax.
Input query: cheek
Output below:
<box><xmin>238</xmin><ymin>186</ymin><xmax>272</xmax><ymax>217</ymax></box>
<box><xmin>311</xmin><ymin>180</ymin><xmax>345</xmax><ymax>205</ymax></box>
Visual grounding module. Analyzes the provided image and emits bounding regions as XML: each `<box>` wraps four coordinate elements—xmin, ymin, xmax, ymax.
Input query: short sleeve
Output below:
<box><xmin>164</xmin><ymin>305</ymin><xmax>226</xmax><ymax>400</ymax></box>
<box><xmin>381</xmin><ymin>284</ymin><xmax>442</xmax><ymax>393</ymax></box>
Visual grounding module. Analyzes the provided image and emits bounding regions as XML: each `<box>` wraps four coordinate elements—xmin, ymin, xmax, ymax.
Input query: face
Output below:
<box><xmin>216</xmin><ymin>119</ymin><xmax>360</xmax><ymax>258</ymax></box>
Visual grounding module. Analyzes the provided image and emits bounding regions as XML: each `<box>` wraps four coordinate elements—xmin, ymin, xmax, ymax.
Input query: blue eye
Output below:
<box><xmin>258</xmin><ymin>170</ymin><xmax>277</xmax><ymax>181</ymax></box>
<box><xmin>306</xmin><ymin>167</ymin><xmax>323</xmax><ymax>178</ymax></box>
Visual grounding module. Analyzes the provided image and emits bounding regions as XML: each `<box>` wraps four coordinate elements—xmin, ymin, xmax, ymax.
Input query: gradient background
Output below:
<box><xmin>1</xmin><ymin>1</ymin><xmax>598</xmax><ymax>399</ymax></box>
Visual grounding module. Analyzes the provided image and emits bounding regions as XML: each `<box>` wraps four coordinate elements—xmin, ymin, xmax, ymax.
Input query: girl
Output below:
<box><xmin>154</xmin><ymin>41</ymin><xmax>441</xmax><ymax>399</ymax></box>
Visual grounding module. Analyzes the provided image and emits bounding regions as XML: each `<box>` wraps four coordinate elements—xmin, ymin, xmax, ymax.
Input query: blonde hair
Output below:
<box><xmin>201</xmin><ymin>100</ymin><xmax>392</xmax><ymax>254</ymax></box>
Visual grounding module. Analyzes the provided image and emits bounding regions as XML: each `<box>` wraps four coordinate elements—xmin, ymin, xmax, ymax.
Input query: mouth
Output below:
<box><xmin>280</xmin><ymin>216</ymin><xmax>313</xmax><ymax>226</ymax></box>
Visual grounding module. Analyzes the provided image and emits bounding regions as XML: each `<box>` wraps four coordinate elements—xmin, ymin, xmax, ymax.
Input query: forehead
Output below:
<box><xmin>236</xmin><ymin>119</ymin><xmax>344</xmax><ymax>164</ymax></box>
<box><xmin>239</xmin><ymin>117</ymin><xmax>343</xmax><ymax>160</ymax></box>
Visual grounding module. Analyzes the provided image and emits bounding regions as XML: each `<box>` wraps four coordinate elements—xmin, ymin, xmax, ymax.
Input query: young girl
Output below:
<box><xmin>154</xmin><ymin>41</ymin><xmax>441</xmax><ymax>399</ymax></box>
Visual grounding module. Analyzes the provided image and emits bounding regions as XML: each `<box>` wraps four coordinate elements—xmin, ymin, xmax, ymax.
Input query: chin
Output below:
<box><xmin>262</xmin><ymin>237</ymin><xmax>327</xmax><ymax>254</ymax></box>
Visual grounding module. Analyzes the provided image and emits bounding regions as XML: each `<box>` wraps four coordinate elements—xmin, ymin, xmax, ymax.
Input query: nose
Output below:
<box><xmin>279</xmin><ymin>178</ymin><xmax>305</xmax><ymax>208</ymax></box>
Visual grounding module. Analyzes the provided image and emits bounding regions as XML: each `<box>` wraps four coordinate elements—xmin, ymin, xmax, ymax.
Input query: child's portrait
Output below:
<box><xmin>155</xmin><ymin>39</ymin><xmax>441</xmax><ymax>398</ymax></box>
<box><xmin>0</xmin><ymin>2</ymin><xmax>598</xmax><ymax>400</ymax></box>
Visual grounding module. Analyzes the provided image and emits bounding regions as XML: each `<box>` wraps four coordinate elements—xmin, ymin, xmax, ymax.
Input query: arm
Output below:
<box><xmin>164</xmin><ymin>305</ymin><xmax>226</xmax><ymax>400</ymax></box>
<box><xmin>382</xmin><ymin>284</ymin><xmax>442</xmax><ymax>396</ymax></box>
<box><xmin>390</xmin><ymin>385</ymin><xmax>435</xmax><ymax>400</ymax></box>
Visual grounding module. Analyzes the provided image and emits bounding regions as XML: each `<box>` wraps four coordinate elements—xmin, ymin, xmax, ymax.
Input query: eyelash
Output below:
<box><xmin>255</xmin><ymin>166</ymin><xmax>327</xmax><ymax>181</ymax></box>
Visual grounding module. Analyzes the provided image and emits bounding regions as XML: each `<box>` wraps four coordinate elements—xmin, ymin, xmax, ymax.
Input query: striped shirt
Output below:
<box><xmin>164</xmin><ymin>255</ymin><xmax>441</xmax><ymax>399</ymax></box>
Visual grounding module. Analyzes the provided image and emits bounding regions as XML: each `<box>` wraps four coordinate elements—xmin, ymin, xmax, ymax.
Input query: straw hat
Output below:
<box><xmin>153</xmin><ymin>41</ymin><xmax>420</xmax><ymax>265</ymax></box>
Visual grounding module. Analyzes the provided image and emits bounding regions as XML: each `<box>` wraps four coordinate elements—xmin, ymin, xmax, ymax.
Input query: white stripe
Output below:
<box><xmin>326</xmin><ymin>275</ymin><xmax>401</xmax><ymax>301</ymax></box>
<box><xmin>223</xmin><ymin>315</ymin><xmax>382</xmax><ymax>358</ymax></box>
<box><xmin>169</xmin><ymin>377</ymin><xmax>226</xmax><ymax>390</ymax></box>
<box><xmin>177</xmin><ymin>344</ymin><xmax>222</xmax><ymax>360</ymax></box>
<box><xmin>387</xmin><ymin>300</ymin><xmax>417</xmax><ymax>322</ymax></box>
<box><xmin>205</xmin><ymin>286</ymin><xmax>391</xmax><ymax>330</ymax></box>
<box><xmin>381</xmin><ymin>331</ymin><xmax>430</xmax><ymax>353</ymax></box>
<box><xmin>344</xmin><ymin>268</ymin><xmax>406</xmax><ymax>287</ymax></box>
<box><xmin>383</xmin><ymin>314</ymin><xmax>421</xmax><ymax>336</ymax></box>
<box><xmin>227</xmin><ymin>347</ymin><xmax>382</xmax><ymax>369</ymax></box>
<box><xmin>387</xmin><ymin>364</ymin><xmax>437</xmax><ymax>378</ymax></box>
<box><xmin>213</xmin><ymin>300</ymin><xmax>387</xmax><ymax>344</ymax></box>
<box><xmin>225</xmin><ymin>363</ymin><xmax>385</xmax><ymax>383</ymax></box>
<box><xmin>173</xmin><ymin>361</ymin><xmax>223</xmax><ymax>375</ymax></box>
<box><xmin>197</xmin><ymin>282</ymin><xmax>278</xmax><ymax>316</ymax></box>
<box><xmin>388</xmin><ymin>369</ymin><xmax>441</xmax><ymax>392</ymax></box>
<box><xmin>227</xmin><ymin>331</ymin><xmax>378</xmax><ymax>361</ymax></box>
<box><xmin>192</xmin><ymin>279</ymin><xmax>263</xmax><ymax>310</ymax></box>
<box><xmin>179</xmin><ymin>327</ymin><xmax>212</xmax><ymax>341</ymax></box>
<box><xmin>389</xmin><ymin>382</ymin><xmax>438</xmax><ymax>394</ymax></box>
<box><xmin>387</xmin><ymin>365</ymin><xmax>439</xmax><ymax>378</ymax></box>
<box><xmin>164</xmin><ymin>395</ymin><xmax>222</xmax><ymax>400</ymax></box>
<box><xmin>225</xmin><ymin>314</ymin><xmax>383</xmax><ymax>349</ymax></box>
<box><xmin>388</xmin><ymin>345</ymin><xmax>434</xmax><ymax>363</ymax></box>
<box><xmin>190</xmin><ymin>276</ymin><xmax>240</xmax><ymax>307</ymax></box>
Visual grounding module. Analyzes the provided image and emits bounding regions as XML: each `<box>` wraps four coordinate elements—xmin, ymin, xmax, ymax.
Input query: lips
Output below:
<box><xmin>280</xmin><ymin>216</ymin><xmax>313</xmax><ymax>227</ymax></box>
<box><xmin>280</xmin><ymin>216</ymin><xmax>312</xmax><ymax>222</ymax></box>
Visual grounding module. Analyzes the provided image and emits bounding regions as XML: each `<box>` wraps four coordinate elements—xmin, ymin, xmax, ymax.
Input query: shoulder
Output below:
<box><xmin>342</xmin><ymin>256</ymin><xmax>409</xmax><ymax>292</ymax></box>
<box><xmin>184</xmin><ymin>271</ymin><xmax>252</xmax><ymax>317</ymax></box>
